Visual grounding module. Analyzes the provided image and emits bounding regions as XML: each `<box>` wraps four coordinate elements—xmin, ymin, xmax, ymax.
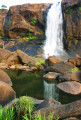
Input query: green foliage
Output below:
<box><xmin>1</xmin><ymin>5</ymin><xmax>7</xmax><ymax>8</ymax></box>
<box><xmin>71</xmin><ymin>67</ymin><xmax>79</xmax><ymax>72</ymax></box>
<box><xmin>15</xmin><ymin>96</ymin><xmax>35</xmax><ymax>120</ymax></box>
<box><xmin>0</xmin><ymin>36</ymin><xmax>3</xmax><ymax>39</ymax></box>
<box><xmin>78</xmin><ymin>3</ymin><xmax>81</xmax><ymax>12</ymax></box>
<box><xmin>20</xmin><ymin>33</ymin><xmax>26</xmax><ymax>38</ymax></box>
<box><xmin>35</xmin><ymin>58</ymin><xmax>45</xmax><ymax>69</ymax></box>
<box><xmin>27</xmin><ymin>32</ymin><xmax>37</xmax><ymax>39</ymax></box>
<box><xmin>31</xmin><ymin>18</ymin><xmax>37</xmax><ymax>26</ymax></box>
<box><xmin>66</xmin><ymin>8</ymin><xmax>73</xmax><ymax>14</ymax></box>
<box><xmin>0</xmin><ymin>105</ymin><xmax>14</xmax><ymax>120</ymax></box>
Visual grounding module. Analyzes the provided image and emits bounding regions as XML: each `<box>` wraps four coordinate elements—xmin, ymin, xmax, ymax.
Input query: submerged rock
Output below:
<box><xmin>57</xmin><ymin>81</ymin><xmax>81</xmax><ymax>95</ymax></box>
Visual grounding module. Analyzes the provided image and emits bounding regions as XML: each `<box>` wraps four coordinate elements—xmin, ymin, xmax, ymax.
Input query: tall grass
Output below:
<box><xmin>0</xmin><ymin>105</ymin><xmax>14</xmax><ymax>120</ymax></box>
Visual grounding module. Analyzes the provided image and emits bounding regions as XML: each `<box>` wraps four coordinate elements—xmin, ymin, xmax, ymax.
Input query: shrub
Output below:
<box><xmin>20</xmin><ymin>33</ymin><xmax>26</xmax><ymax>38</ymax></box>
<box><xmin>35</xmin><ymin>59</ymin><xmax>45</xmax><ymax>69</ymax></box>
<box><xmin>31</xmin><ymin>18</ymin><xmax>37</xmax><ymax>26</ymax></box>
<box><xmin>1</xmin><ymin>5</ymin><xmax>7</xmax><ymax>8</ymax></box>
<box><xmin>71</xmin><ymin>67</ymin><xmax>79</xmax><ymax>72</ymax></box>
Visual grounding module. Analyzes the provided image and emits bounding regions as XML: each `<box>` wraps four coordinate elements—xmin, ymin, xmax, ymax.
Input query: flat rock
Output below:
<box><xmin>0</xmin><ymin>81</ymin><xmax>16</xmax><ymax>105</ymax></box>
<box><xmin>57</xmin><ymin>81</ymin><xmax>81</xmax><ymax>95</ymax></box>
<box><xmin>59</xmin><ymin>71</ymin><xmax>81</xmax><ymax>82</ymax></box>
<box><xmin>43</xmin><ymin>72</ymin><xmax>60</xmax><ymax>80</ymax></box>
<box><xmin>0</xmin><ymin>63</ymin><xmax>8</xmax><ymax>69</ymax></box>
<box><xmin>45</xmin><ymin>61</ymin><xmax>75</xmax><ymax>74</ymax></box>
<box><xmin>45</xmin><ymin>55</ymin><xmax>64</xmax><ymax>66</ymax></box>
<box><xmin>0</xmin><ymin>69</ymin><xmax>12</xmax><ymax>86</ymax></box>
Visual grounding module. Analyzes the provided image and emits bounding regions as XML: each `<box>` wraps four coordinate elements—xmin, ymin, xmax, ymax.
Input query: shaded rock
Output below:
<box><xmin>62</xmin><ymin>0</ymin><xmax>81</xmax><ymax>10</ymax></box>
<box><xmin>0</xmin><ymin>48</ymin><xmax>12</xmax><ymax>62</ymax></box>
<box><xmin>57</xmin><ymin>81</ymin><xmax>81</xmax><ymax>95</ymax></box>
<box><xmin>0</xmin><ymin>69</ymin><xmax>12</xmax><ymax>86</ymax></box>
<box><xmin>35</xmin><ymin>98</ymin><xmax>61</xmax><ymax>111</ymax></box>
<box><xmin>68</xmin><ymin>57</ymin><xmax>81</xmax><ymax>67</ymax></box>
<box><xmin>45</xmin><ymin>61</ymin><xmax>75</xmax><ymax>73</ymax></box>
<box><xmin>6</xmin><ymin>53</ymin><xmax>19</xmax><ymax>66</ymax></box>
<box><xmin>0</xmin><ymin>9</ymin><xmax>9</xmax><ymax>37</ymax></box>
<box><xmin>45</xmin><ymin>55</ymin><xmax>64</xmax><ymax>66</ymax></box>
<box><xmin>17</xmin><ymin>49</ymin><xmax>38</xmax><ymax>66</ymax></box>
<box><xmin>43</xmin><ymin>72</ymin><xmax>60</xmax><ymax>80</ymax></box>
<box><xmin>59</xmin><ymin>71</ymin><xmax>81</xmax><ymax>82</ymax></box>
<box><xmin>63</xmin><ymin>117</ymin><xmax>80</xmax><ymax>120</ymax></box>
<box><xmin>33</xmin><ymin>100</ymin><xmax>81</xmax><ymax>119</ymax></box>
<box><xmin>0</xmin><ymin>63</ymin><xmax>8</xmax><ymax>69</ymax></box>
<box><xmin>0</xmin><ymin>81</ymin><xmax>16</xmax><ymax>105</ymax></box>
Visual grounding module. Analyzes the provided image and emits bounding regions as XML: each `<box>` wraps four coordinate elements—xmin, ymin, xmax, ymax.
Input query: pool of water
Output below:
<box><xmin>6</xmin><ymin>70</ymin><xmax>81</xmax><ymax>104</ymax></box>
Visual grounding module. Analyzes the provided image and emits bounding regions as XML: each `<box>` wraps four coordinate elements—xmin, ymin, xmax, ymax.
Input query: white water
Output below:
<box><xmin>43</xmin><ymin>0</ymin><xmax>64</xmax><ymax>59</ymax></box>
<box><xmin>44</xmin><ymin>81</ymin><xmax>59</xmax><ymax>100</ymax></box>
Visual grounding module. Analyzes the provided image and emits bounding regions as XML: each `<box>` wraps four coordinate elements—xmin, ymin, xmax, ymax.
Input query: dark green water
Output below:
<box><xmin>6</xmin><ymin>70</ymin><xmax>81</xmax><ymax>104</ymax></box>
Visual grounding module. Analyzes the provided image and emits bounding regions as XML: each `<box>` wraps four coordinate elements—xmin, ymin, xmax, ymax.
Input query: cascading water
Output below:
<box><xmin>43</xmin><ymin>0</ymin><xmax>64</xmax><ymax>59</ymax></box>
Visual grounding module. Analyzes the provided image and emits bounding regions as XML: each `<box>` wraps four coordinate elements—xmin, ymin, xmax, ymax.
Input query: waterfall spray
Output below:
<box><xmin>43</xmin><ymin>0</ymin><xmax>63</xmax><ymax>59</ymax></box>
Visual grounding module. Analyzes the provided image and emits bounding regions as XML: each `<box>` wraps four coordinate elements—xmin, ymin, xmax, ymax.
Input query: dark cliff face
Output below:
<box><xmin>62</xmin><ymin>1</ymin><xmax>81</xmax><ymax>56</ymax></box>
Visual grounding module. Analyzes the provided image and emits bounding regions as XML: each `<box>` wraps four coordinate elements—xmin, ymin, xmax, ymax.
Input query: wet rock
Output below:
<box><xmin>45</xmin><ymin>55</ymin><xmax>64</xmax><ymax>66</ymax></box>
<box><xmin>0</xmin><ymin>69</ymin><xmax>12</xmax><ymax>86</ymax></box>
<box><xmin>45</xmin><ymin>61</ymin><xmax>75</xmax><ymax>73</ymax></box>
<box><xmin>59</xmin><ymin>71</ymin><xmax>81</xmax><ymax>82</ymax></box>
<box><xmin>57</xmin><ymin>81</ymin><xmax>81</xmax><ymax>95</ymax></box>
<box><xmin>35</xmin><ymin>98</ymin><xmax>62</xmax><ymax>111</ymax></box>
<box><xmin>68</xmin><ymin>57</ymin><xmax>81</xmax><ymax>67</ymax></box>
<box><xmin>0</xmin><ymin>81</ymin><xmax>16</xmax><ymax>105</ymax></box>
<box><xmin>43</xmin><ymin>72</ymin><xmax>60</xmax><ymax>80</ymax></box>
<box><xmin>33</xmin><ymin>100</ymin><xmax>81</xmax><ymax>119</ymax></box>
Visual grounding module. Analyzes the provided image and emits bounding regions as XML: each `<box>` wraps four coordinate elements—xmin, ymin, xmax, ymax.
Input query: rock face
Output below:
<box><xmin>0</xmin><ymin>81</ymin><xmax>16</xmax><ymax>105</ymax></box>
<box><xmin>0</xmin><ymin>69</ymin><xmax>12</xmax><ymax>86</ymax></box>
<box><xmin>0</xmin><ymin>9</ymin><xmax>9</xmax><ymax>37</ymax></box>
<box><xmin>8</xmin><ymin>4</ymin><xmax>50</xmax><ymax>39</ymax></box>
<box><xmin>57</xmin><ymin>81</ymin><xmax>81</xmax><ymax>95</ymax></box>
<box><xmin>63</xmin><ymin>0</ymin><xmax>81</xmax><ymax>55</ymax></box>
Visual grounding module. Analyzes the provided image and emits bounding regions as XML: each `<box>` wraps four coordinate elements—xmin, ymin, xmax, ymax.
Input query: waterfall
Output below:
<box><xmin>44</xmin><ymin>81</ymin><xmax>59</xmax><ymax>100</ymax></box>
<box><xmin>43</xmin><ymin>0</ymin><xmax>63</xmax><ymax>59</ymax></box>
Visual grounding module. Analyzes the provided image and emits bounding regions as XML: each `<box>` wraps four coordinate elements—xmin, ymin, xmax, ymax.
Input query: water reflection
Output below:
<box><xmin>44</xmin><ymin>80</ymin><xmax>59</xmax><ymax>100</ymax></box>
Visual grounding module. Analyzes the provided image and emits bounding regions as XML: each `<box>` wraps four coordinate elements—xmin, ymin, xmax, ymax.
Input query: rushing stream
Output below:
<box><xmin>43</xmin><ymin>0</ymin><xmax>64</xmax><ymax>59</ymax></box>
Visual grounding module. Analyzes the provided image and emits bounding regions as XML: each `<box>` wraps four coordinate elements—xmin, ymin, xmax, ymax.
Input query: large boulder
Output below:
<box><xmin>57</xmin><ymin>81</ymin><xmax>81</xmax><ymax>95</ymax></box>
<box><xmin>45</xmin><ymin>61</ymin><xmax>75</xmax><ymax>73</ymax></box>
<box><xmin>45</xmin><ymin>55</ymin><xmax>64</xmax><ymax>66</ymax></box>
<box><xmin>33</xmin><ymin>100</ymin><xmax>81</xmax><ymax>119</ymax></box>
<box><xmin>0</xmin><ymin>69</ymin><xmax>12</xmax><ymax>86</ymax></box>
<box><xmin>0</xmin><ymin>81</ymin><xmax>16</xmax><ymax>105</ymax></box>
<box><xmin>59</xmin><ymin>71</ymin><xmax>81</xmax><ymax>82</ymax></box>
